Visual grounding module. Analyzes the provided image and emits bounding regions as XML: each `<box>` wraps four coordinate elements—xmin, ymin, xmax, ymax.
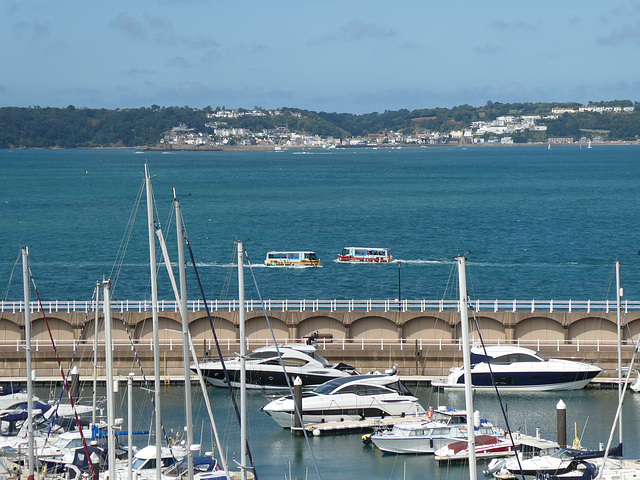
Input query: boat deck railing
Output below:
<box><xmin>0</xmin><ymin>298</ymin><xmax>637</xmax><ymax>314</ymax></box>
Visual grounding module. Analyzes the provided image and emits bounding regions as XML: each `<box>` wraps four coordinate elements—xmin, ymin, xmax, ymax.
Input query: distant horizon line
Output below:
<box><xmin>1</xmin><ymin>99</ymin><xmax>638</xmax><ymax>116</ymax></box>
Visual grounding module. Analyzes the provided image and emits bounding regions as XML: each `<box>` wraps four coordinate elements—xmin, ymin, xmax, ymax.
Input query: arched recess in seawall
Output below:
<box><xmin>2</xmin><ymin>309</ymin><xmax>640</xmax><ymax>345</ymax></box>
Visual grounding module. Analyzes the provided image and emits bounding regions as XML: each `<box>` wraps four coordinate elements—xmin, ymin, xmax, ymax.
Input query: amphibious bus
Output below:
<box><xmin>337</xmin><ymin>247</ymin><xmax>392</xmax><ymax>263</ymax></box>
<box><xmin>264</xmin><ymin>251</ymin><xmax>321</xmax><ymax>268</ymax></box>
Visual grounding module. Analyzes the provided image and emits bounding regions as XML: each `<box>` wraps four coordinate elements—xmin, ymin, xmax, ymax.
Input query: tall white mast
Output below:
<box><xmin>616</xmin><ymin>260</ymin><xmax>623</xmax><ymax>444</ymax></box>
<box><xmin>21</xmin><ymin>247</ymin><xmax>35</xmax><ymax>480</ymax></box>
<box><xmin>456</xmin><ymin>255</ymin><xmax>477</xmax><ymax>478</ymax></box>
<box><xmin>92</xmin><ymin>281</ymin><xmax>100</xmax><ymax>427</ymax></box>
<box><xmin>128</xmin><ymin>372</ymin><xmax>134</xmax><ymax>480</ymax></box>
<box><xmin>155</xmin><ymin>210</ymin><xmax>232</xmax><ymax>478</ymax></box>
<box><xmin>175</xmin><ymin>190</ymin><xmax>194</xmax><ymax>480</ymax></box>
<box><xmin>145</xmin><ymin>164</ymin><xmax>163</xmax><ymax>480</ymax></box>
<box><xmin>103</xmin><ymin>280</ymin><xmax>116</xmax><ymax>480</ymax></box>
<box><xmin>237</xmin><ymin>241</ymin><xmax>247</xmax><ymax>480</ymax></box>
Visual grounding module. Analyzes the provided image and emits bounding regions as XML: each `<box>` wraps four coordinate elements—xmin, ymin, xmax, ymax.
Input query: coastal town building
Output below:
<box><xmin>159</xmin><ymin>103</ymin><xmax>635</xmax><ymax>150</ymax></box>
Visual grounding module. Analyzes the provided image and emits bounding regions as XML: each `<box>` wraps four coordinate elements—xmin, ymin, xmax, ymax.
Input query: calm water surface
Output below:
<box><xmin>35</xmin><ymin>382</ymin><xmax>640</xmax><ymax>480</ymax></box>
<box><xmin>2</xmin><ymin>145</ymin><xmax>640</xmax><ymax>303</ymax></box>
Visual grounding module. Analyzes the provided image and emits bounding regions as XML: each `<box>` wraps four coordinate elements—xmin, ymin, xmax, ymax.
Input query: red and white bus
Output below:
<box><xmin>337</xmin><ymin>247</ymin><xmax>392</xmax><ymax>263</ymax></box>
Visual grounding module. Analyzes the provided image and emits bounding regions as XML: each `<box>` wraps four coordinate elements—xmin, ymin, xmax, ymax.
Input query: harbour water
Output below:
<box><xmin>33</xmin><ymin>381</ymin><xmax>640</xmax><ymax>480</ymax></box>
<box><xmin>3</xmin><ymin>145</ymin><xmax>640</xmax><ymax>479</ymax></box>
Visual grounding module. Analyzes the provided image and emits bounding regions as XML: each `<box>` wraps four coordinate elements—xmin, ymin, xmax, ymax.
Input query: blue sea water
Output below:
<box><xmin>1</xmin><ymin>145</ymin><xmax>640</xmax><ymax>303</ymax></box>
<box><xmin>4</xmin><ymin>145</ymin><xmax>639</xmax><ymax>479</ymax></box>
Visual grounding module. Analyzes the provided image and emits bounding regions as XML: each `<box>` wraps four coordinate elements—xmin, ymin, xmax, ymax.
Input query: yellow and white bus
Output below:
<box><xmin>264</xmin><ymin>251</ymin><xmax>321</xmax><ymax>268</ymax></box>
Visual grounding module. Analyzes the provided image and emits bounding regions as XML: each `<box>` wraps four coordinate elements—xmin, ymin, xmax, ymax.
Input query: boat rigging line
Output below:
<box><xmin>155</xmin><ymin>199</ymin><xmax>233</xmax><ymax>479</ymax></box>
<box><xmin>109</xmin><ymin>179</ymin><xmax>145</xmax><ymax>294</ymax></box>
<box><xmin>458</xmin><ymin>256</ymin><xmax>526</xmax><ymax>480</ymax></box>
<box><xmin>245</xmin><ymin>248</ymin><xmax>324</xmax><ymax>480</ymax></box>
<box><xmin>45</xmin><ymin>285</ymin><xmax>102</xmax><ymax>438</ymax></box>
<box><xmin>184</xmin><ymin>238</ymin><xmax>260</xmax><ymax>480</ymax></box>
<box><xmin>219</xmin><ymin>244</ymin><xmax>237</xmax><ymax>302</ymax></box>
<box><xmin>2</xmin><ymin>252</ymin><xmax>20</xmax><ymax>304</ymax></box>
<box><xmin>26</xmin><ymin>260</ymin><xmax>97</xmax><ymax>480</ymax></box>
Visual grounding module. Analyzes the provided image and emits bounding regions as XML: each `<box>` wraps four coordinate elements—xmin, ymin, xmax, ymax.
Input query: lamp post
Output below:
<box><xmin>397</xmin><ymin>261</ymin><xmax>401</xmax><ymax>311</ymax></box>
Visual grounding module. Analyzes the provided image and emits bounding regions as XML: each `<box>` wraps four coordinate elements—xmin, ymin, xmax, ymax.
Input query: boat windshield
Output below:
<box><xmin>132</xmin><ymin>456</ymin><xmax>174</xmax><ymax>470</ymax></box>
<box><xmin>551</xmin><ymin>448</ymin><xmax>584</xmax><ymax>459</ymax></box>
<box><xmin>441</xmin><ymin>414</ymin><xmax>467</xmax><ymax>424</ymax></box>
<box><xmin>310</xmin><ymin>352</ymin><xmax>330</xmax><ymax>366</ymax></box>
<box><xmin>53</xmin><ymin>436</ymin><xmax>76</xmax><ymax>448</ymax></box>
<box><xmin>131</xmin><ymin>457</ymin><xmax>150</xmax><ymax>470</ymax></box>
<box><xmin>488</xmin><ymin>353</ymin><xmax>544</xmax><ymax>365</ymax></box>
<box><xmin>53</xmin><ymin>437</ymin><xmax>83</xmax><ymax>449</ymax></box>
<box><xmin>389</xmin><ymin>425</ymin><xmax>418</xmax><ymax>437</ymax></box>
<box><xmin>263</xmin><ymin>358</ymin><xmax>308</xmax><ymax>367</ymax></box>
<box><xmin>246</xmin><ymin>351</ymin><xmax>279</xmax><ymax>361</ymax></box>
<box><xmin>336</xmin><ymin>384</ymin><xmax>394</xmax><ymax>395</ymax></box>
<box><xmin>313</xmin><ymin>375</ymin><xmax>390</xmax><ymax>395</ymax></box>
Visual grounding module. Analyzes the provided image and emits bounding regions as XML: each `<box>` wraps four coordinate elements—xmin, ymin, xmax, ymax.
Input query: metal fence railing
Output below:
<box><xmin>0</xmin><ymin>337</ymin><xmax>635</xmax><ymax>354</ymax></box>
<box><xmin>1</xmin><ymin>298</ymin><xmax>638</xmax><ymax>314</ymax></box>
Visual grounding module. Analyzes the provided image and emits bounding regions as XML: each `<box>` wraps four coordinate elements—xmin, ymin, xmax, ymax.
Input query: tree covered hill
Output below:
<box><xmin>1</xmin><ymin>101</ymin><xmax>639</xmax><ymax>149</ymax></box>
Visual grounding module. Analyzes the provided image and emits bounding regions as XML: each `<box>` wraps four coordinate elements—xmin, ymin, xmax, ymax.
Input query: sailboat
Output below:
<box><xmin>21</xmin><ymin>247</ymin><xmax>36</xmax><ymax>480</ymax></box>
<box><xmin>492</xmin><ymin>262</ymin><xmax>634</xmax><ymax>480</ymax></box>
<box><xmin>155</xmin><ymin>189</ymin><xmax>241</xmax><ymax>479</ymax></box>
<box><xmin>456</xmin><ymin>256</ymin><xmax>478</xmax><ymax>476</ymax></box>
<box><xmin>74</xmin><ymin>167</ymin><xmax>188</xmax><ymax>480</ymax></box>
<box><xmin>576</xmin><ymin>261</ymin><xmax>640</xmax><ymax>480</ymax></box>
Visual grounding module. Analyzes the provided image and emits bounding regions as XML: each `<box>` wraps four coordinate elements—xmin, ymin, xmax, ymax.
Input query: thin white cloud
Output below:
<box><xmin>157</xmin><ymin>81</ymin><xmax>216</xmax><ymax>103</ymax></box>
<box><xmin>399</xmin><ymin>41</ymin><xmax>421</xmax><ymax>50</ymax></box>
<box><xmin>112</xmin><ymin>11</ymin><xmax>219</xmax><ymax>52</ymax></box>
<box><xmin>112</xmin><ymin>12</ymin><xmax>148</xmax><ymax>39</ymax></box>
<box><xmin>123</xmin><ymin>68</ymin><xmax>157</xmax><ymax>77</ymax></box>
<box><xmin>473</xmin><ymin>44</ymin><xmax>501</xmax><ymax>56</ymax></box>
<box><xmin>490</xmin><ymin>20</ymin><xmax>536</xmax><ymax>32</ymax></box>
<box><xmin>167</xmin><ymin>56</ymin><xmax>191</xmax><ymax>69</ymax></box>
<box><xmin>6</xmin><ymin>2</ymin><xmax>19</xmax><ymax>15</ymax></box>
<box><xmin>12</xmin><ymin>20</ymin><xmax>51</xmax><ymax>43</ymax></box>
<box><xmin>596</xmin><ymin>23</ymin><xmax>640</xmax><ymax>46</ymax></box>
<box><xmin>311</xmin><ymin>19</ymin><xmax>396</xmax><ymax>44</ymax></box>
<box><xmin>338</xmin><ymin>20</ymin><xmax>396</xmax><ymax>41</ymax></box>
<box><xmin>185</xmin><ymin>34</ymin><xmax>219</xmax><ymax>50</ymax></box>
<box><xmin>146</xmin><ymin>15</ymin><xmax>171</xmax><ymax>32</ymax></box>
<box><xmin>568</xmin><ymin>15</ymin><xmax>583</xmax><ymax>27</ymax></box>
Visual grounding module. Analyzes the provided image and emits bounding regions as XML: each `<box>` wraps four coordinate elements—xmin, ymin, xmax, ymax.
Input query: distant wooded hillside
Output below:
<box><xmin>1</xmin><ymin>101</ymin><xmax>639</xmax><ymax>149</ymax></box>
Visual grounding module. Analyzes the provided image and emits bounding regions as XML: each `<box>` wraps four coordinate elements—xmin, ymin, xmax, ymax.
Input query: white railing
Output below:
<box><xmin>1</xmin><ymin>298</ymin><xmax>638</xmax><ymax>314</ymax></box>
<box><xmin>0</xmin><ymin>337</ymin><xmax>635</xmax><ymax>355</ymax></box>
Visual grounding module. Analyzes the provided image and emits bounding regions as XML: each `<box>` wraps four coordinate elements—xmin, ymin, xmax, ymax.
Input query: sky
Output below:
<box><xmin>2</xmin><ymin>1</ymin><xmax>640</xmax><ymax>114</ymax></box>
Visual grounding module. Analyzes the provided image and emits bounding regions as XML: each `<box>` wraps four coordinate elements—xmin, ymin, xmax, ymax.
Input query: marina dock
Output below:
<box><xmin>304</xmin><ymin>414</ymin><xmax>430</xmax><ymax>435</ymax></box>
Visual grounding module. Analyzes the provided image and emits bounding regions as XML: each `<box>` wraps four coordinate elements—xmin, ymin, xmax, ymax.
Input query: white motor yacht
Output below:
<box><xmin>262</xmin><ymin>374</ymin><xmax>425</xmax><ymax>428</ymax></box>
<box><xmin>432</xmin><ymin>345</ymin><xmax>601</xmax><ymax>391</ymax></box>
<box><xmin>370</xmin><ymin>407</ymin><xmax>502</xmax><ymax>454</ymax></box>
<box><xmin>196</xmin><ymin>342</ymin><xmax>357</xmax><ymax>389</ymax></box>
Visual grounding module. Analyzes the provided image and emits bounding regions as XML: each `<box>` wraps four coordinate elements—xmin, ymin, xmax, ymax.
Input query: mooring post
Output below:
<box><xmin>69</xmin><ymin>366</ymin><xmax>80</xmax><ymax>404</ymax></box>
<box><xmin>557</xmin><ymin>399</ymin><xmax>566</xmax><ymax>447</ymax></box>
<box><xmin>293</xmin><ymin>376</ymin><xmax>303</xmax><ymax>437</ymax></box>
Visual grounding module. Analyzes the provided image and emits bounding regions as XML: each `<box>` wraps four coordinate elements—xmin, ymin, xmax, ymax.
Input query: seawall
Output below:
<box><xmin>0</xmin><ymin>302</ymin><xmax>637</xmax><ymax>381</ymax></box>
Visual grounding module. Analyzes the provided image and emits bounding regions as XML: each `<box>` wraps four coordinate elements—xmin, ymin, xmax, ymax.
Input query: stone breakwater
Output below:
<box><xmin>0</xmin><ymin>307</ymin><xmax>636</xmax><ymax>381</ymax></box>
